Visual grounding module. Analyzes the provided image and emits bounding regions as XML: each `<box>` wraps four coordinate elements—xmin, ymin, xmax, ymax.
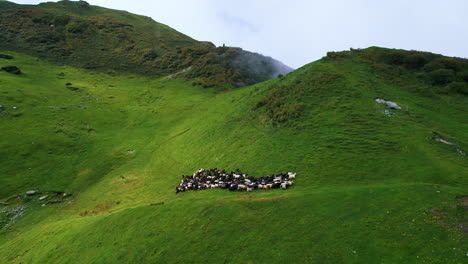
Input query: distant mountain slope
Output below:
<box><xmin>0</xmin><ymin>0</ymin><xmax>293</xmax><ymax>87</ymax></box>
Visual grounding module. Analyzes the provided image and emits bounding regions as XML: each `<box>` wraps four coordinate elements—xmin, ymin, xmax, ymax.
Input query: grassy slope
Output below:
<box><xmin>0</xmin><ymin>50</ymin><xmax>466</xmax><ymax>263</ymax></box>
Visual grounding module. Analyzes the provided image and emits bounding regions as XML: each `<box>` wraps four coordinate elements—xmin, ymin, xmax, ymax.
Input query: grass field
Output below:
<box><xmin>0</xmin><ymin>48</ymin><xmax>467</xmax><ymax>263</ymax></box>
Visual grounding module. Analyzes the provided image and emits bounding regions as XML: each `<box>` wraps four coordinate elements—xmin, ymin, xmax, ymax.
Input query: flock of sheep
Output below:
<box><xmin>175</xmin><ymin>168</ymin><xmax>296</xmax><ymax>193</ymax></box>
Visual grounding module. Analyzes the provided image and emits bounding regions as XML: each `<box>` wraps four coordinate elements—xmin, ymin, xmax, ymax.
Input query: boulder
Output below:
<box><xmin>386</xmin><ymin>101</ymin><xmax>401</xmax><ymax>110</ymax></box>
<box><xmin>39</xmin><ymin>195</ymin><xmax>48</xmax><ymax>201</ymax></box>
<box><xmin>26</xmin><ymin>190</ymin><xmax>38</xmax><ymax>195</ymax></box>
<box><xmin>375</xmin><ymin>98</ymin><xmax>402</xmax><ymax>110</ymax></box>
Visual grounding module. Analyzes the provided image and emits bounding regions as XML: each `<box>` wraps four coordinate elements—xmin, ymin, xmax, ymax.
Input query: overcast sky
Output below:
<box><xmin>10</xmin><ymin>0</ymin><xmax>468</xmax><ymax>69</ymax></box>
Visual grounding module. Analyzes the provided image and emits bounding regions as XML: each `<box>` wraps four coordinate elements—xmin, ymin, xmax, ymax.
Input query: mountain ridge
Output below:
<box><xmin>0</xmin><ymin>0</ymin><xmax>293</xmax><ymax>88</ymax></box>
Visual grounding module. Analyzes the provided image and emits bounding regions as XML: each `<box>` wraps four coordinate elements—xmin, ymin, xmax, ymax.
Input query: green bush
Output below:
<box><xmin>143</xmin><ymin>50</ymin><xmax>158</xmax><ymax>62</ymax></box>
<box><xmin>67</xmin><ymin>19</ymin><xmax>89</xmax><ymax>34</ymax></box>
<box><xmin>422</xmin><ymin>61</ymin><xmax>445</xmax><ymax>72</ymax></box>
<box><xmin>457</xmin><ymin>71</ymin><xmax>468</xmax><ymax>83</ymax></box>
<box><xmin>446</xmin><ymin>82</ymin><xmax>468</xmax><ymax>95</ymax></box>
<box><xmin>380</xmin><ymin>50</ymin><xmax>405</xmax><ymax>65</ymax></box>
<box><xmin>429</xmin><ymin>69</ymin><xmax>455</xmax><ymax>85</ymax></box>
<box><xmin>326</xmin><ymin>51</ymin><xmax>350</xmax><ymax>59</ymax></box>
<box><xmin>436</xmin><ymin>57</ymin><xmax>464</xmax><ymax>71</ymax></box>
<box><xmin>403</xmin><ymin>54</ymin><xmax>429</xmax><ymax>69</ymax></box>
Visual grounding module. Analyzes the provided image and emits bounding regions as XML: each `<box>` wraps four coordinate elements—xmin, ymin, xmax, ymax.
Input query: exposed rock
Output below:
<box><xmin>0</xmin><ymin>202</ymin><xmax>9</xmax><ymax>206</ymax></box>
<box><xmin>0</xmin><ymin>54</ymin><xmax>13</xmax><ymax>60</ymax></box>
<box><xmin>431</xmin><ymin>132</ymin><xmax>466</xmax><ymax>156</ymax></box>
<box><xmin>39</xmin><ymin>195</ymin><xmax>48</xmax><ymax>201</ymax></box>
<box><xmin>26</xmin><ymin>190</ymin><xmax>38</xmax><ymax>196</ymax></box>
<box><xmin>432</xmin><ymin>132</ymin><xmax>456</xmax><ymax>146</ymax></box>
<box><xmin>1</xmin><ymin>66</ymin><xmax>21</xmax><ymax>75</ymax></box>
<box><xmin>126</xmin><ymin>149</ymin><xmax>136</xmax><ymax>155</ymax></box>
<box><xmin>383</xmin><ymin>110</ymin><xmax>393</xmax><ymax>117</ymax></box>
<box><xmin>375</xmin><ymin>98</ymin><xmax>401</xmax><ymax>109</ymax></box>
<box><xmin>0</xmin><ymin>105</ymin><xmax>4</xmax><ymax>112</ymax></box>
<box><xmin>1</xmin><ymin>206</ymin><xmax>26</xmax><ymax>229</ymax></box>
<box><xmin>386</xmin><ymin>101</ymin><xmax>401</xmax><ymax>109</ymax></box>
<box><xmin>434</xmin><ymin>137</ymin><xmax>455</xmax><ymax>146</ymax></box>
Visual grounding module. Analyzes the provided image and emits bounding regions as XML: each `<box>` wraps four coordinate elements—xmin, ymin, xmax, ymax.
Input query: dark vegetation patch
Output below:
<box><xmin>79</xmin><ymin>201</ymin><xmax>120</xmax><ymax>216</ymax></box>
<box><xmin>87</xmin><ymin>129</ymin><xmax>97</xmax><ymax>135</ymax></box>
<box><xmin>424</xmin><ymin>194</ymin><xmax>468</xmax><ymax>235</ymax></box>
<box><xmin>0</xmin><ymin>54</ymin><xmax>13</xmax><ymax>59</ymax></box>
<box><xmin>253</xmin><ymin>71</ymin><xmax>343</xmax><ymax>126</ymax></box>
<box><xmin>66</xmin><ymin>86</ymin><xmax>79</xmax><ymax>91</ymax></box>
<box><xmin>1</xmin><ymin>66</ymin><xmax>21</xmax><ymax>75</ymax></box>
<box><xmin>254</xmin><ymin>88</ymin><xmax>305</xmax><ymax>125</ymax></box>
<box><xmin>325</xmin><ymin>47</ymin><xmax>468</xmax><ymax>96</ymax></box>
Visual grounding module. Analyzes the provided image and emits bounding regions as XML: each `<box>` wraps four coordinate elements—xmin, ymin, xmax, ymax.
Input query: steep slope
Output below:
<box><xmin>0</xmin><ymin>0</ymin><xmax>292</xmax><ymax>87</ymax></box>
<box><xmin>0</xmin><ymin>47</ymin><xmax>466</xmax><ymax>263</ymax></box>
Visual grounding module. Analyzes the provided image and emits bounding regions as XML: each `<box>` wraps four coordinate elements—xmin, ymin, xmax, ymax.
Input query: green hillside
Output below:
<box><xmin>0</xmin><ymin>0</ymin><xmax>292</xmax><ymax>88</ymax></box>
<box><xmin>0</xmin><ymin>45</ymin><xmax>466</xmax><ymax>263</ymax></box>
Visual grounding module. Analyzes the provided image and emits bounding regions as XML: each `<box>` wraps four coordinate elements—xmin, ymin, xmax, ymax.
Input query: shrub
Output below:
<box><xmin>67</xmin><ymin>19</ymin><xmax>89</xmax><ymax>34</ymax></box>
<box><xmin>326</xmin><ymin>51</ymin><xmax>350</xmax><ymax>59</ymax></box>
<box><xmin>436</xmin><ymin>57</ymin><xmax>464</xmax><ymax>71</ymax></box>
<box><xmin>403</xmin><ymin>54</ymin><xmax>429</xmax><ymax>69</ymax></box>
<box><xmin>446</xmin><ymin>82</ymin><xmax>468</xmax><ymax>95</ymax></box>
<box><xmin>380</xmin><ymin>50</ymin><xmax>405</xmax><ymax>65</ymax></box>
<box><xmin>429</xmin><ymin>69</ymin><xmax>455</xmax><ymax>85</ymax></box>
<box><xmin>422</xmin><ymin>61</ymin><xmax>445</xmax><ymax>72</ymax></box>
<box><xmin>143</xmin><ymin>50</ymin><xmax>158</xmax><ymax>62</ymax></box>
<box><xmin>456</xmin><ymin>71</ymin><xmax>468</xmax><ymax>83</ymax></box>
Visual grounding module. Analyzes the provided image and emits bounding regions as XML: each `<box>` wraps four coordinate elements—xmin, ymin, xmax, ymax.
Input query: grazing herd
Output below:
<box><xmin>175</xmin><ymin>168</ymin><xmax>296</xmax><ymax>193</ymax></box>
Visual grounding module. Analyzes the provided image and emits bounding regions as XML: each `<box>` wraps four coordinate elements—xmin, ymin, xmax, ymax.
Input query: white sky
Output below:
<box><xmin>10</xmin><ymin>0</ymin><xmax>468</xmax><ymax>69</ymax></box>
